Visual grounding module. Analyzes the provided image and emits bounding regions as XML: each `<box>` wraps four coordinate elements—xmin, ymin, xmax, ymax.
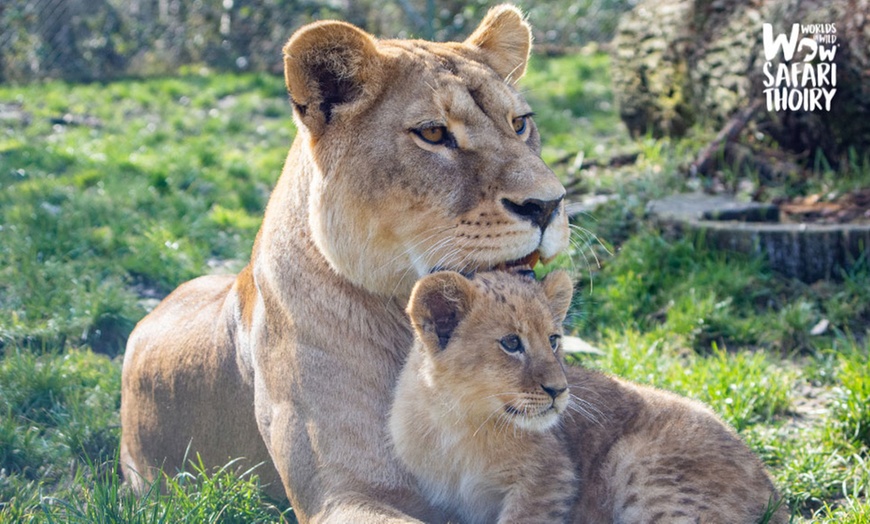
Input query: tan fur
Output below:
<box><xmin>120</xmin><ymin>5</ymin><xmax>568</xmax><ymax>523</ymax></box>
<box><xmin>392</xmin><ymin>271</ymin><xmax>789</xmax><ymax>524</ymax></box>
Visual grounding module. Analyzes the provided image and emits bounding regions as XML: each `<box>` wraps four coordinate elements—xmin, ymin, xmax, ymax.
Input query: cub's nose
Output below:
<box><xmin>502</xmin><ymin>196</ymin><xmax>563</xmax><ymax>230</ymax></box>
<box><xmin>541</xmin><ymin>384</ymin><xmax>567</xmax><ymax>400</ymax></box>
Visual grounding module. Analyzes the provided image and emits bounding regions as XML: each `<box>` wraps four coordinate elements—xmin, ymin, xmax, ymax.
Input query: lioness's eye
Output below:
<box><xmin>414</xmin><ymin>126</ymin><xmax>449</xmax><ymax>146</ymax></box>
<box><xmin>512</xmin><ymin>116</ymin><xmax>527</xmax><ymax>135</ymax></box>
<box><xmin>500</xmin><ymin>334</ymin><xmax>524</xmax><ymax>354</ymax></box>
<box><xmin>549</xmin><ymin>334</ymin><xmax>561</xmax><ymax>352</ymax></box>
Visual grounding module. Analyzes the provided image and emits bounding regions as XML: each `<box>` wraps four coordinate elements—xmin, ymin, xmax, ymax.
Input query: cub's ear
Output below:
<box><xmin>464</xmin><ymin>4</ymin><xmax>532</xmax><ymax>84</ymax></box>
<box><xmin>283</xmin><ymin>21</ymin><xmax>382</xmax><ymax>137</ymax></box>
<box><xmin>408</xmin><ymin>272</ymin><xmax>476</xmax><ymax>351</ymax></box>
<box><xmin>541</xmin><ymin>270</ymin><xmax>574</xmax><ymax>325</ymax></box>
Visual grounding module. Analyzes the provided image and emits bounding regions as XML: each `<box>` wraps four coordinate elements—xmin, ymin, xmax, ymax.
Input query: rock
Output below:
<box><xmin>562</xmin><ymin>335</ymin><xmax>605</xmax><ymax>355</ymax></box>
<box><xmin>810</xmin><ymin>318</ymin><xmax>830</xmax><ymax>336</ymax></box>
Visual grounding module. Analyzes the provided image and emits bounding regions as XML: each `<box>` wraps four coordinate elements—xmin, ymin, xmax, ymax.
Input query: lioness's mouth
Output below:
<box><xmin>494</xmin><ymin>250</ymin><xmax>540</xmax><ymax>272</ymax></box>
<box><xmin>428</xmin><ymin>250</ymin><xmax>542</xmax><ymax>277</ymax></box>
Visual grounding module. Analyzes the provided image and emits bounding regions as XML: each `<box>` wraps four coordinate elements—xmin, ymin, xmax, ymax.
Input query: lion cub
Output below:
<box><xmin>390</xmin><ymin>270</ymin><xmax>788</xmax><ymax>524</ymax></box>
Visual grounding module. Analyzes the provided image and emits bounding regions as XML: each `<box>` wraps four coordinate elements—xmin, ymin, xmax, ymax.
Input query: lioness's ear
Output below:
<box><xmin>464</xmin><ymin>4</ymin><xmax>532</xmax><ymax>83</ymax></box>
<box><xmin>283</xmin><ymin>21</ymin><xmax>381</xmax><ymax>137</ymax></box>
<box><xmin>541</xmin><ymin>270</ymin><xmax>574</xmax><ymax>325</ymax></box>
<box><xmin>408</xmin><ymin>272</ymin><xmax>476</xmax><ymax>351</ymax></box>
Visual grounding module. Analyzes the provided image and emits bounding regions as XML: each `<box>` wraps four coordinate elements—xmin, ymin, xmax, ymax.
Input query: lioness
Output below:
<box><xmin>391</xmin><ymin>270</ymin><xmax>788</xmax><ymax>524</ymax></box>
<box><xmin>120</xmin><ymin>5</ymin><xmax>568</xmax><ymax>523</ymax></box>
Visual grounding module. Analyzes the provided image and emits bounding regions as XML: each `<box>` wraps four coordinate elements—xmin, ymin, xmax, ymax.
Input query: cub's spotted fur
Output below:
<box><xmin>391</xmin><ymin>270</ymin><xmax>788</xmax><ymax>524</ymax></box>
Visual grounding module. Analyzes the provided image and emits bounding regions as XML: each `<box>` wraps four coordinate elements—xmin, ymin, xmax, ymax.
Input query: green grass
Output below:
<box><xmin>0</xmin><ymin>73</ymin><xmax>290</xmax><ymax>354</ymax></box>
<box><xmin>522</xmin><ymin>52</ymin><xmax>633</xmax><ymax>166</ymax></box>
<box><xmin>836</xmin><ymin>347</ymin><xmax>870</xmax><ymax>449</ymax></box>
<box><xmin>1</xmin><ymin>53</ymin><xmax>869</xmax><ymax>522</ymax></box>
<box><xmin>1</xmin><ymin>453</ymin><xmax>291</xmax><ymax>523</ymax></box>
<box><xmin>45</xmin><ymin>455</ymin><xmax>292</xmax><ymax>524</ymax></box>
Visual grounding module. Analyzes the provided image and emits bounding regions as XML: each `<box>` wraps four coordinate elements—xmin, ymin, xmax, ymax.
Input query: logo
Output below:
<box><xmin>762</xmin><ymin>23</ymin><xmax>838</xmax><ymax>111</ymax></box>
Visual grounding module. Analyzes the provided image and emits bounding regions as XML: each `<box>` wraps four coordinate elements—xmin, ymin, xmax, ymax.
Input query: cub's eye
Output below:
<box><xmin>414</xmin><ymin>125</ymin><xmax>449</xmax><ymax>146</ymax></box>
<box><xmin>500</xmin><ymin>334</ymin><xmax>524</xmax><ymax>354</ymax></box>
<box><xmin>549</xmin><ymin>334</ymin><xmax>561</xmax><ymax>352</ymax></box>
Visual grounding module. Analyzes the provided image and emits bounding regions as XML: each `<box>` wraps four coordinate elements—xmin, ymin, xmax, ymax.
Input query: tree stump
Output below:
<box><xmin>647</xmin><ymin>193</ymin><xmax>870</xmax><ymax>282</ymax></box>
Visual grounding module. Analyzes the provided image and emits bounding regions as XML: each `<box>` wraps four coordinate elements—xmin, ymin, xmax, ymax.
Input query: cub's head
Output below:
<box><xmin>406</xmin><ymin>270</ymin><xmax>574</xmax><ymax>432</ymax></box>
<box><xmin>283</xmin><ymin>5</ymin><xmax>569</xmax><ymax>296</ymax></box>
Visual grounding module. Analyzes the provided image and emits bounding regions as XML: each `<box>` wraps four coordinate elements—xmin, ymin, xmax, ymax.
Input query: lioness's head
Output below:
<box><xmin>283</xmin><ymin>5</ymin><xmax>569</xmax><ymax>295</ymax></box>
<box><xmin>406</xmin><ymin>269</ymin><xmax>573</xmax><ymax>432</ymax></box>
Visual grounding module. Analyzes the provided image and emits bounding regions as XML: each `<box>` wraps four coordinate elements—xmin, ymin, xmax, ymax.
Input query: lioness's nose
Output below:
<box><xmin>502</xmin><ymin>196</ymin><xmax>563</xmax><ymax>230</ymax></box>
<box><xmin>541</xmin><ymin>384</ymin><xmax>567</xmax><ymax>400</ymax></box>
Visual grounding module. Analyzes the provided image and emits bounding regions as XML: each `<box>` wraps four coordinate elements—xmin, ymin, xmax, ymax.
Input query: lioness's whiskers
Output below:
<box><xmin>399</xmin><ymin>229</ymin><xmax>455</xmax><ymax>273</ymax></box>
<box><xmin>569</xmin><ymin>223</ymin><xmax>612</xmax><ymax>258</ymax></box>
<box><xmin>383</xmin><ymin>225</ymin><xmax>457</xmax><ymax>272</ymax></box>
<box><xmin>505</xmin><ymin>61</ymin><xmax>525</xmax><ymax>86</ymax></box>
<box><xmin>429</xmin><ymin>248</ymin><xmax>461</xmax><ymax>275</ymax></box>
<box><xmin>423</xmin><ymin>235</ymin><xmax>457</xmax><ymax>264</ymax></box>
<box><xmin>567</xmin><ymin>236</ymin><xmax>595</xmax><ymax>291</ymax></box>
<box><xmin>453</xmin><ymin>250</ymin><xmax>480</xmax><ymax>275</ymax></box>
<box><xmin>567</xmin><ymin>223</ymin><xmax>612</xmax><ymax>292</ymax></box>
<box><xmin>430</xmin><ymin>245</ymin><xmax>467</xmax><ymax>274</ymax></box>
<box><xmin>568</xmin><ymin>228</ymin><xmax>601</xmax><ymax>271</ymax></box>
<box><xmin>387</xmin><ymin>231</ymin><xmax>458</xmax><ymax>298</ymax></box>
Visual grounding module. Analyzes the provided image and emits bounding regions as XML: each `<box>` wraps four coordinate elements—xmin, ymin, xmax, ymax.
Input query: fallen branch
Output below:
<box><xmin>689</xmin><ymin>99</ymin><xmax>763</xmax><ymax>176</ymax></box>
<box><xmin>559</xmin><ymin>151</ymin><xmax>641</xmax><ymax>193</ymax></box>
<box><xmin>554</xmin><ymin>151</ymin><xmax>640</xmax><ymax>170</ymax></box>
